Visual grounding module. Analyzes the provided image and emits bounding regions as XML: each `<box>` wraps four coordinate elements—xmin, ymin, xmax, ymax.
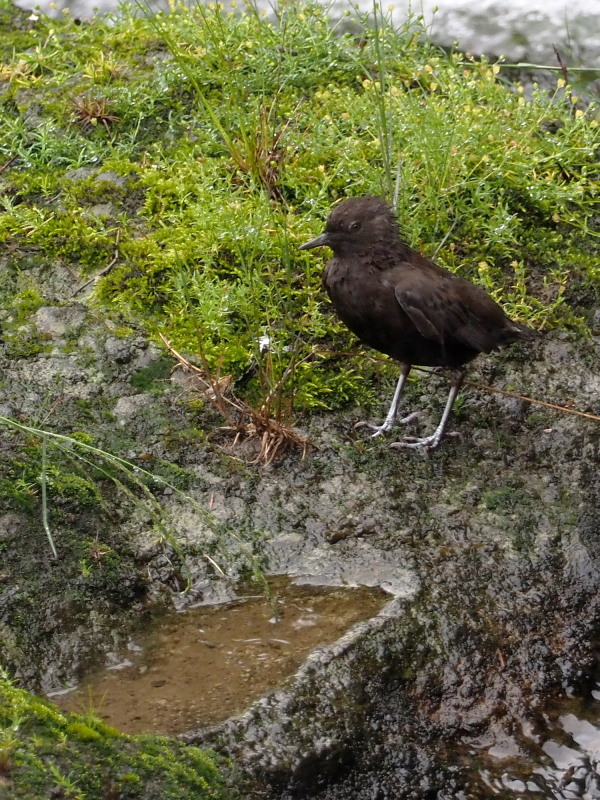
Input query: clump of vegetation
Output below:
<box><xmin>0</xmin><ymin>673</ymin><xmax>227</xmax><ymax>799</ymax></box>
<box><xmin>0</xmin><ymin>0</ymin><xmax>597</xmax><ymax>423</ymax></box>
<box><xmin>72</xmin><ymin>94</ymin><xmax>120</xmax><ymax>134</ymax></box>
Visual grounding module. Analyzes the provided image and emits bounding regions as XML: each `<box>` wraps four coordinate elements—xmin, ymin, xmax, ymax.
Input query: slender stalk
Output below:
<box><xmin>40</xmin><ymin>435</ymin><xmax>58</xmax><ymax>560</ymax></box>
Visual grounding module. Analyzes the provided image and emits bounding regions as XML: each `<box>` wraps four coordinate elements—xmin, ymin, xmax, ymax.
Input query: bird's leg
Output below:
<box><xmin>390</xmin><ymin>369</ymin><xmax>465</xmax><ymax>452</ymax></box>
<box><xmin>355</xmin><ymin>364</ymin><xmax>418</xmax><ymax>438</ymax></box>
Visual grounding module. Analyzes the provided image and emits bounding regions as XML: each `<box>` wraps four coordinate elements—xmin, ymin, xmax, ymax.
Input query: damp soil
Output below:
<box><xmin>50</xmin><ymin>579</ymin><xmax>386</xmax><ymax>735</ymax></box>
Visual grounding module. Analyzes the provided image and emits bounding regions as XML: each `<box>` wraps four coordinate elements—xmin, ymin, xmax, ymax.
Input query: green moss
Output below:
<box><xmin>0</xmin><ymin>440</ymin><xmax>103</xmax><ymax>515</ymax></box>
<box><xmin>3</xmin><ymin>333</ymin><xmax>50</xmax><ymax>360</ymax></box>
<box><xmin>484</xmin><ymin>485</ymin><xmax>533</xmax><ymax>512</ymax></box>
<box><xmin>65</xmin><ymin>721</ymin><xmax>102</xmax><ymax>741</ymax></box>
<box><xmin>130</xmin><ymin>357</ymin><xmax>173</xmax><ymax>391</ymax></box>
<box><xmin>0</xmin><ymin>676</ymin><xmax>228</xmax><ymax>799</ymax></box>
<box><xmin>0</xmin><ymin>0</ymin><xmax>597</xmax><ymax>418</ymax></box>
<box><xmin>6</xmin><ymin>288</ymin><xmax>45</xmax><ymax>325</ymax></box>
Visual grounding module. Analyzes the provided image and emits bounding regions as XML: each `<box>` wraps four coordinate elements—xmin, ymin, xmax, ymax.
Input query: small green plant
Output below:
<box><xmin>0</xmin><ymin>0</ymin><xmax>598</xmax><ymax>436</ymax></box>
<box><xmin>48</xmin><ymin>763</ymin><xmax>84</xmax><ymax>800</ymax></box>
<box><xmin>72</xmin><ymin>94</ymin><xmax>120</xmax><ymax>134</ymax></box>
<box><xmin>0</xmin><ymin>674</ymin><xmax>226</xmax><ymax>800</ymax></box>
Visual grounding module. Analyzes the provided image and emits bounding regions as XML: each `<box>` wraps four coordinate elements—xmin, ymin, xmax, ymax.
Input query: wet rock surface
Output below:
<box><xmin>2</xmin><ymin>297</ymin><xmax>600</xmax><ymax>796</ymax></box>
<box><xmin>186</xmin><ymin>400</ymin><xmax>600</xmax><ymax>797</ymax></box>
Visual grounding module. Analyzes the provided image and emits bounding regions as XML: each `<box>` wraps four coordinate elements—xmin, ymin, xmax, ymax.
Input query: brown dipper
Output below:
<box><xmin>299</xmin><ymin>196</ymin><xmax>535</xmax><ymax>450</ymax></box>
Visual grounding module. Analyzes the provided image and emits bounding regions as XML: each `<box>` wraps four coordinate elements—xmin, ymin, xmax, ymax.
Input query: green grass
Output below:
<box><xmin>0</xmin><ymin>0</ymin><xmax>598</xmax><ymax>418</ymax></box>
<box><xmin>0</xmin><ymin>674</ymin><xmax>227</xmax><ymax>799</ymax></box>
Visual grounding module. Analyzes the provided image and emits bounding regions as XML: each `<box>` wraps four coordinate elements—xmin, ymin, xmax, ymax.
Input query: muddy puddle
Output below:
<box><xmin>50</xmin><ymin>579</ymin><xmax>386</xmax><ymax>735</ymax></box>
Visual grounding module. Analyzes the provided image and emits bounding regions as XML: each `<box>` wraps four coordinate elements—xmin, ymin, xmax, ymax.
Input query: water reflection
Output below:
<box><xmin>465</xmin><ymin>685</ymin><xmax>600</xmax><ymax>798</ymax></box>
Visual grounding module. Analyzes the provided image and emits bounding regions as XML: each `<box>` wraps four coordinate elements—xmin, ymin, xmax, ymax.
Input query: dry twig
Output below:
<box><xmin>0</xmin><ymin>155</ymin><xmax>18</xmax><ymax>175</ymax></box>
<box><xmin>73</xmin><ymin>95</ymin><xmax>119</xmax><ymax>134</ymax></box>
<box><xmin>159</xmin><ymin>334</ymin><xmax>312</xmax><ymax>465</ymax></box>
<box><xmin>72</xmin><ymin>230</ymin><xmax>121</xmax><ymax>297</ymax></box>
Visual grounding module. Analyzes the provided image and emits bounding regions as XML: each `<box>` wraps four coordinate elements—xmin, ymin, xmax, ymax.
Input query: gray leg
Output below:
<box><xmin>389</xmin><ymin>369</ymin><xmax>465</xmax><ymax>451</ymax></box>
<box><xmin>355</xmin><ymin>364</ymin><xmax>418</xmax><ymax>438</ymax></box>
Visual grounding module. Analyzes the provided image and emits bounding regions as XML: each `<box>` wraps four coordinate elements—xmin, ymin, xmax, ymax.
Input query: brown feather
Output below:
<box><xmin>302</xmin><ymin>196</ymin><xmax>534</xmax><ymax>369</ymax></box>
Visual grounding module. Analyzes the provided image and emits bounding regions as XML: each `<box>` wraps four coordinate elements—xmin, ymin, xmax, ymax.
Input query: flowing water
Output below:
<box><xmin>14</xmin><ymin>0</ymin><xmax>600</xmax><ymax>67</ymax></box>
<box><xmin>459</xmin><ymin>681</ymin><xmax>600</xmax><ymax>798</ymax></box>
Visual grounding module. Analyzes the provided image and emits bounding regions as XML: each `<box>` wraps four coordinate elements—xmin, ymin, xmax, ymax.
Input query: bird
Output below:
<box><xmin>299</xmin><ymin>195</ymin><xmax>535</xmax><ymax>451</ymax></box>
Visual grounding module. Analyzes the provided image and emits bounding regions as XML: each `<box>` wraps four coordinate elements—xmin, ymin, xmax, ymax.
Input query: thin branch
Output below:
<box><xmin>41</xmin><ymin>435</ymin><xmax>58</xmax><ymax>560</ymax></box>
<box><xmin>72</xmin><ymin>229</ymin><xmax>121</xmax><ymax>297</ymax></box>
<box><xmin>553</xmin><ymin>45</ymin><xmax>570</xmax><ymax>83</ymax></box>
<box><xmin>319</xmin><ymin>349</ymin><xmax>600</xmax><ymax>424</ymax></box>
<box><xmin>0</xmin><ymin>155</ymin><xmax>18</xmax><ymax>175</ymax></box>
<box><xmin>464</xmin><ymin>379</ymin><xmax>600</xmax><ymax>423</ymax></box>
<box><xmin>432</xmin><ymin>216</ymin><xmax>459</xmax><ymax>259</ymax></box>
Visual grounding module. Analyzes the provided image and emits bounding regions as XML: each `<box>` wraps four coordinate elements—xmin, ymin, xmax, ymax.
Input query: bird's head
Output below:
<box><xmin>299</xmin><ymin>196</ymin><xmax>400</xmax><ymax>256</ymax></box>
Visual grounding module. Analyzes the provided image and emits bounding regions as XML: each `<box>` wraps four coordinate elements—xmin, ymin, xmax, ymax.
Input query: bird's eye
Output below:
<box><xmin>349</xmin><ymin>220</ymin><xmax>361</xmax><ymax>232</ymax></box>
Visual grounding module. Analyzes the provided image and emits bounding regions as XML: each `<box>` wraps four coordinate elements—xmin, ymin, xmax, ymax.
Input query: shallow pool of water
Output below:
<box><xmin>49</xmin><ymin>579</ymin><xmax>386</xmax><ymax>735</ymax></box>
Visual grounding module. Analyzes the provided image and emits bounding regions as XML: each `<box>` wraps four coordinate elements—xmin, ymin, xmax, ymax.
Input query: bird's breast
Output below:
<box><xmin>324</xmin><ymin>259</ymin><xmax>395</xmax><ymax>341</ymax></box>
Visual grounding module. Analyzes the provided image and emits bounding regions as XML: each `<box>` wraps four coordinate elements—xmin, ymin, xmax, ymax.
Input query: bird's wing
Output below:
<box><xmin>394</xmin><ymin>267</ymin><xmax>499</xmax><ymax>353</ymax></box>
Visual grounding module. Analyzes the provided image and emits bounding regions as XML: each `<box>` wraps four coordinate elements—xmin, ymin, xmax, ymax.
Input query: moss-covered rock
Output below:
<box><xmin>0</xmin><ymin>675</ymin><xmax>228</xmax><ymax>799</ymax></box>
<box><xmin>0</xmin><ymin>1</ymin><xmax>599</xmax><ymax>797</ymax></box>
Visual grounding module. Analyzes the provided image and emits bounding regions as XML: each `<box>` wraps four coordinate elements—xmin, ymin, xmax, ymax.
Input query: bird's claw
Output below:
<box><xmin>354</xmin><ymin>411</ymin><xmax>423</xmax><ymax>439</ymax></box>
<box><xmin>390</xmin><ymin>437</ymin><xmax>440</xmax><ymax>452</ymax></box>
<box><xmin>354</xmin><ymin>420</ymin><xmax>391</xmax><ymax>438</ymax></box>
<box><xmin>389</xmin><ymin>430</ymin><xmax>461</xmax><ymax>452</ymax></box>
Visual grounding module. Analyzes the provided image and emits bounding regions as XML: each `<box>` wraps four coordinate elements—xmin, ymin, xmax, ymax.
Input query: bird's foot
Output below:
<box><xmin>354</xmin><ymin>411</ymin><xmax>423</xmax><ymax>439</ymax></box>
<box><xmin>353</xmin><ymin>421</ymin><xmax>390</xmax><ymax>439</ymax></box>
<box><xmin>389</xmin><ymin>430</ymin><xmax>461</xmax><ymax>452</ymax></box>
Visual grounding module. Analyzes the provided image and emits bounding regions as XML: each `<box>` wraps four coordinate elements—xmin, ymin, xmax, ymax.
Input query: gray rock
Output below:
<box><xmin>113</xmin><ymin>393</ymin><xmax>151</xmax><ymax>418</ymax></box>
<box><xmin>64</xmin><ymin>167</ymin><xmax>96</xmax><ymax>182</ymax></box>
<box><xmin>95</xmin><ymin>171</ymin><xmax>126</xmax><ymax>186</ymax></box>
<box><xmin>87</xmin><ymin>202</ymin><xmax>114</xmax><ymax>217</ymax></box>
<box><xmin>104</xmin><ymin>336</ymin><xmax>136</xmax><ymax>364</ymax></box>
<box><xmin>0</xmin><ymin>512</ymin><xmax>26</xmax><ymax>540</ymax></box>
<box><xmin>33</xmin><ymin>305</ymin><xmax>86</xmax><ymax>338</ymax></box>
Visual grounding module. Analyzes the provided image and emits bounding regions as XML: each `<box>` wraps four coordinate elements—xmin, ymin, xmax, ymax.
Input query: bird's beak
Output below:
<box><xmin>299</xmin><ymin>232</ymin><xmax>330</xmax><ymax>250</ymax></box>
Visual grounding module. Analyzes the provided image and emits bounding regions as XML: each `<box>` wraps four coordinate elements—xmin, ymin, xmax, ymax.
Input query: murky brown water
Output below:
<box><xmin>50</xmin><ymin>579</ymin><xmax>385</xmax><ymax>735</ymax></box>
